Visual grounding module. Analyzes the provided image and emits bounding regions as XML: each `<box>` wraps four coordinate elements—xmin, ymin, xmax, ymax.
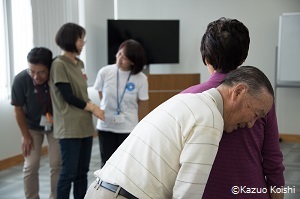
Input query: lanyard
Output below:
<box><xmin>116</xmin><ymin>68</ymin><xmax>131</xmax><ymax>115</ymax></box>
<box><xmin>35</xmin><ymin>84</ymin><xmax>50</xmax><ymax>114</ymax></box>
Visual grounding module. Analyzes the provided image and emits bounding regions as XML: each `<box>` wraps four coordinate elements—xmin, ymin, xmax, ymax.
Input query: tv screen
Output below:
<box><xmin>107</xmin><ymin>19</ymin><xmax>180</xmax><ymax>65</ymax></box>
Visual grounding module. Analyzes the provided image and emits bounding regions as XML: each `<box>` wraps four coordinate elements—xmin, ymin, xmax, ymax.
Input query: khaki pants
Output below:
<box><xmin>84</xmin><ymin>179</ymin><xmax>128</xmax><ymax>199</ymax></box>
<box><xmin>23</xmin><ymin>129</ymin><xmax>61</xmax><ymax>199</ymax></box>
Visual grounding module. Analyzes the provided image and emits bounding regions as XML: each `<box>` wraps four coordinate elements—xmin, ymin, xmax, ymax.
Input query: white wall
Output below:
<box><xmin>115</xmin><ymin>0</ymin><xmax>300</xmax><ymax>136</ymax></box>
<box><xmin>83</xmin><ymin>0</ymin><xmax>114</xmax><ymax>86</ymax></box>
<box><xmin>0</xmin><ymin>99</ymin><xmax>22</xmax><ymax>159</ymax></box>
<box><xmin>1</xmin><ymin>0</ymin><xmax>300</xmax><ymax>161</ymax></box>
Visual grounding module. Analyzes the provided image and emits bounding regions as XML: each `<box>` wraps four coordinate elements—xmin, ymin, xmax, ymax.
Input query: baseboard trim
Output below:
<box><xmin>0</xmin><ymin>133</ymin><xmax>298</xmax><ymax>171</ymax></box>
<box><xmin>0</xmin><ymin>131</ymin><xmax>98</xmax><ymax>171</ymax></box>
<box><xmin>0</xmin><ymin>146</ymin><xmax>48</xmax><ymax>171</ymax></box>
<box><xmin>280</xmin><ymin>134</ymin><xmax>300</xmax><ymax>143</ymax></box>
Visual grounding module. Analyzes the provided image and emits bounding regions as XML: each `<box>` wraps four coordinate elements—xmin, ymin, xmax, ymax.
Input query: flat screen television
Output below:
<box><xmin>107</xmin><ymin>19</ymin><xmax>180</xmax><ymax>65</ymax></box>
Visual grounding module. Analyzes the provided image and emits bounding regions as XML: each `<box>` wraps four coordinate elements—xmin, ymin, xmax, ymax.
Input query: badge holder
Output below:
<box><xmin>112</xmin><ymin>114</ymin><xmax>125</xmax><ymax>124</ymax></box>
<box><xmin>40</xmin><ymin>112</ymin><xmax>53</xmax><ymax>132</ymax></box>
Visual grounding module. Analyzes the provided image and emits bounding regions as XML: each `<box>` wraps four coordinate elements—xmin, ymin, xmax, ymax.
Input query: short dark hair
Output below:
<box><xmin>27</xmin><ymin>47</ymin><xmax>53</xmax><ymax>69</ymax></box>
<box><xmin>222</xmin><ymin>66</ymin><xmax>274</xmax><ymax>98</ymax></box>
<box><xmin>55</xmin><ymin>23</ymin><xmax>86</xmax><ymax>53</ymax></box>
<box><xmin>118</xmin><ymin>39</ymin><xmax>147</xmax><ymax>74</ymax></box>
<box><xmin>200</xmin><ymin>17</ymin><xmax>250</xmax><ymax>73</ymax></box>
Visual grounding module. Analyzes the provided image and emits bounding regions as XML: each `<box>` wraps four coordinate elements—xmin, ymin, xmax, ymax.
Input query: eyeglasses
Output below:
<box><xmin>27</xmin><ymin>68</ymin><xmax>48</xmax><ymax>77</ymax></box>
<box><xmin>245</xmin><ymin>98</ymin><xmax>259</xmax><ymax>118</ymax></box>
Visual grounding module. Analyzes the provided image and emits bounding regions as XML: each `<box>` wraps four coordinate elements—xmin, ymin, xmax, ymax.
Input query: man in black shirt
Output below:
<box><xmin>11</xmin><ymin>47</ymin><xmax>61</xmax><ymax>199</ymax></box>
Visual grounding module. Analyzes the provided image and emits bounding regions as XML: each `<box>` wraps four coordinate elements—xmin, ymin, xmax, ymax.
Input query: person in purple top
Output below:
<box><xmin>182</xmin><ymin>17</ymin><xmax>285</xmax><ymax>199</ymax></box>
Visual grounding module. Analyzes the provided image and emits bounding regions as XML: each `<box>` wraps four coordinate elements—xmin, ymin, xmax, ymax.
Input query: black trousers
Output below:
<box><xmin>97</xmin><ymin>130</ymin><xmax>129</xmax><ymax>168</ymax></box>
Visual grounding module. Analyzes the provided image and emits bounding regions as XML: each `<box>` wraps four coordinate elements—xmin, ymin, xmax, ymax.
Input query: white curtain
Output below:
<box><xmin>0</xmin><ymin>0</ymin><xmax>82</xmax><ymax>101</ymax></box>
<box><xmin>0</xmin><ymin>0</ymin><xmax>9</xmax><ymax>100</ymax></box>
<box><xmin>0</xmin><ymin>0</ymin><xmax>33</xmax><ymax>101</ymax></box>
<box><xmin>31</xmin><ymin>0</ymin><xmax>80</xmax><ymax>57</ymax></box>
<box><xmin>11</xmin><ymin>0</ymin><xmax>34</xmax><ymax>75</ymax></box>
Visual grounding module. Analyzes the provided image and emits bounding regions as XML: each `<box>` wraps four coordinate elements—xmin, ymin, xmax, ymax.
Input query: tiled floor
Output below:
<box><xmin>279</xmin><ymin>142</ymin><xmax>300</xmax><ymax>199</ymax></box>
<box><xmin>0</xmin><ymin>138</ymin><xmax>101</xmax><ymax>199</ymax></box>
<box><xmin>0</xmin><ymin>138</ymin><xmax>299</xmax><ymax>199</ymax></box>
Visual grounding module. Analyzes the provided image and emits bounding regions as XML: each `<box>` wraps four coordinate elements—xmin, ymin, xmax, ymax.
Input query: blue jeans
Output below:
<box><xmin>57</xmin><ymin>137</ymin><xmax>93</xmax><ymax>199</ymax></box>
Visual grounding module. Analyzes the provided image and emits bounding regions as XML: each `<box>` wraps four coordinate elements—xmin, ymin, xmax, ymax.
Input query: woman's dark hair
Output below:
<box><xmin>200</xmin><ymin>17</ymin><xmax>250</xmax><ymax>73</ymax></box>
<box><xmin>55</xmin><ymin>23</ymin><xmax>86</xmax><ymax>53</ymax></box>
<box><xmin>118</xmin><ymin>39</ymin><xmax>147</xmax><ymax>74</ymax></box>
<box><xmin>27</xmin><ymin>47</ymin><xmax>53</xmax><ymax>69</ymax></box>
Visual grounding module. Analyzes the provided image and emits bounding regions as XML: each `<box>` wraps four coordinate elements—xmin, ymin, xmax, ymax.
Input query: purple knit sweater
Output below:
<box><xmin>181</xmin><ymin>72</ymin><xmax>285</xmax><ymax>199</ymax></box>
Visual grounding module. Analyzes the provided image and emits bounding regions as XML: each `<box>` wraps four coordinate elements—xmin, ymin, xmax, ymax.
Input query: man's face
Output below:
<box><xmin>27</xmin><ymin>63</ymin><xmax>49</xmax><ymax>85</ymax></box>
<box><xmin>224</xmin><ymin>89</ymin><xmax>273</xmax><ymax>133</ymax></box>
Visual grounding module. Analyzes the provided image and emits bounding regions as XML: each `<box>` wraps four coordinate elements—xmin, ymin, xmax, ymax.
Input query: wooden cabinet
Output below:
<box><xmin>147</xmin><ymin>74</ymin><xmax>200</xmax><ymax>112</ymax></box>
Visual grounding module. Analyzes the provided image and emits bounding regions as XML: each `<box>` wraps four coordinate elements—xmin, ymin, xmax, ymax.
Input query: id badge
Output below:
<box><xmin>40</xmin><ymin>115</ymin><xmax>52</xmax><ymax>131</ymax></box>
<box><xmin>112</xmin><ymin>114</ymin><xmax>125</xmax><ymax>124</ymax></box>
<box><xmin>81</xmin><ymin>68</ymin><xmax>88</xmax><ymax>80</ymax></box>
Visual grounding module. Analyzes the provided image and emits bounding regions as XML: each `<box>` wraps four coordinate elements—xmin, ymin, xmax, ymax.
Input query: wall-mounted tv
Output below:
<box><xmin>107</xmin><ymin>19</ymin><xmax>180</xmax><ymax>65</ymax></box>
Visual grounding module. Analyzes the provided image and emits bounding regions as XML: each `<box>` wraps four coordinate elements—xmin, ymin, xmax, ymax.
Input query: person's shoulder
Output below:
<box><xmin>99</xmin><ymin>64</ymin><xmax>116</xmax><ymax>73</ymax></box>
<box><xmin>106</xmin><ymin>64</ymin><xmax>116</xmax><ymax>69</ymax></box>
<box><xmin>51</xmin><ymin>56</ymin><xmax>68</xmax><ymax>69</ymax></box>
<box><xmin>178</xmin><ymin>88</ymin><xmax>218</xmax><ymax>103</ymax></box>
<box><xmin>53</xmin><ymin>55</ymin><xmax>62</xmax><ymax>62</ymax></box>
<box><xmin>102</xmin><ymin>64</ymin><xmax>115</xmax><ymax>69</ymax></box>
<box><xmin>14</xmin><ymin>69</ymin><xmax>29</xmax><ymax>80</ymax></box>
<box><xmin>51</xmin><ymin>56</ymin><xmax>63</xmax><ymax>65</ymax></box>
<box><xmin>135</xmin><ymin>71</ymin><xmax>148</xmax><ymax>79</ymax></box>
<box><xmin>12</xmin><ymin>69</ymin><xmax>31</xmax><ymax>90</ymax></box>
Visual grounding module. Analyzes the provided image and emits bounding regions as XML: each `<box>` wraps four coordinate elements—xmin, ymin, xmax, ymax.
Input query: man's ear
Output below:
<box><xmin>232</xmin><ymin>83</ymin><xmax>247</xmax><ymax>101</ymax></box>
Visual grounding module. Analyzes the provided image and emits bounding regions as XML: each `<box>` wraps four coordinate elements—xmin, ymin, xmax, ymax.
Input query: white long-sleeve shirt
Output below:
<box><xmin>94</xmin><ymin>88</ymin><xmax>224</xmax><ymax>198</ymax></box>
